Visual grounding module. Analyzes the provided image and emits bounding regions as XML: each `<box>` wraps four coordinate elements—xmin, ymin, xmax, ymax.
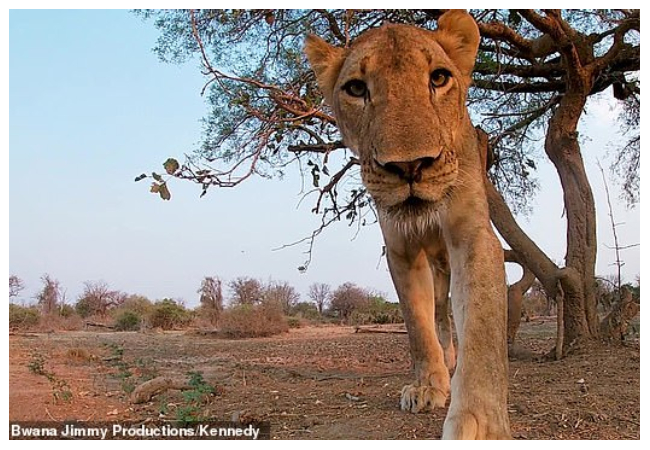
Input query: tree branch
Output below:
<box><xmin>287</xmin><ymin>141</ymin><xmax>345</xmax><ymax>154</ymax></box>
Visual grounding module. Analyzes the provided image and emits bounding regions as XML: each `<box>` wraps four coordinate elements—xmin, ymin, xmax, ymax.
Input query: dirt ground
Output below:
<box><xmin>9</xmin><ymin>319</ymin><xmax>640</xmax><ymax>440</ymax></box>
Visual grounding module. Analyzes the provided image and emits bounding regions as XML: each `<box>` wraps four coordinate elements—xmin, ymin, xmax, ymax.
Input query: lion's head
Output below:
<box><xmin>305</xmin><ymin>11</ymin><xmax>480</xmax><ymax>230</ymax></box>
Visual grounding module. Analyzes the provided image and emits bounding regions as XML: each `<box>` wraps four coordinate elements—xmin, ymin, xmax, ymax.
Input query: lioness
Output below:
<box><xmin>305</xmin><ymin>10</ymin><xmax>510</xmax><ymax>439</ymax></box>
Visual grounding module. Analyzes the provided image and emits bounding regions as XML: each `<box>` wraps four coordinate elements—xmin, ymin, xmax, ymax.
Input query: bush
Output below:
<box><xmin>75</xmin><ymin>297</ymin><xmax>94</xmax><ymax>318</ymax></box>
<box><xmin>38</xmin><ymin>313</ymin><xmax>83</xmax><ymax>331</ymax></box>
<box><xmin>290</xmin><ymin>302</ymin><xmax>321</xmax><ymax>321</ymax></box>
<box><xmin>120</xmin><ymin>295</ymin><xmax>154</xmax><ymax>316</ymax></box>
<box><xmin>57</xmin><ymin>304</ymin><xmax>76</xmax><ymax>318</ymax></box>
<box><xmin>149</xmin><ymin>299</ymin><xmax>191</xmax><ymax>330</ymax></box>
<box><xmin>365</xmin><ymin>297</ymin><xmax>403</xmax><ymax>324</ymax></box>
<box><xmin>219</xmin><ymin>302</ymin><xmax>288</xmax><ymax>338</ymax></box>
<box><xmin>195</xmin><ymin>305</ymin><xmax>222</xmax><ymax>327</ymax></box>
<box><xmin>114</xmin><ymin>310</ymin><xmax>142</xmax><ymax>331</ymax></box>
<box><xmin>286</xmin><ymin>316</ymin><xmax>302</xmax><ymax>328</ymax></box>
<box><xmin>9</xmin><ymin>304</ymin><xmax>40</xmax><ymax>329</ymax></box>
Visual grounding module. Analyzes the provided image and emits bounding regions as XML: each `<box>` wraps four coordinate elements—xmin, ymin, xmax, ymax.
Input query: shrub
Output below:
<box><xmin>114</xmin><ymin>310</ymin><xmax>142</xmax><ymax>331</ymax></box>
<box><xmin>195</xmin><ymin>304</ymin><xmax>222</xmax><ymax>327</ymax></box>
<box><xmin>120</xmin><ymin>295</ymin><xmax>154</xmax><ymax>316</ymax></box>
<box><xmin>290</xmin><ymin>302</ymin><xmax>321</xmax><ymax>321</ymax></box>
<box><xmin>75</xmin><ymin>297</ymin><xmax>94</xmax><ymax>318</ymax></box>
<box><xmin>149</xmin><ymin>299</ymin><xmax>191</xmax><ymax>330</ymax></box>
<box><xmin>57</xmin><ymin>304</ymin><xmax>76</xmax><ymax>318</ymax></box>
<box><xmin>37</xmin><ymin>313</ymin><xmax>83</xmax><ymax>332</ymax></box>
<box><xmin>9</xmin><ymin>304</ymin><xmax>40</xmax><ymax>329</ymax></box>
<box><xmin>286</xmin><ymin>316</ymin><xmax>302</xmax><ymax>328</ymax></box>
<box><xmin>219</xmin><ymin>301</ymin><xmax>288</xmax><ymax>338</ymax></box>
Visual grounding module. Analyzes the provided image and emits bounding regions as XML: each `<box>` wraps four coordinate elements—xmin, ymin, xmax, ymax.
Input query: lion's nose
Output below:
<box><xmin>378</xmin><ymin>157</ymin><xmax>436</xmax><ymax>183</ymax></box>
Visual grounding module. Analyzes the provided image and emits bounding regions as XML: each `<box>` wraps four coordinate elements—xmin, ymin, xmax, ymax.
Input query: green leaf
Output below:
<box><xmin>152</xmin><ymin>172</ymin><xmax>163</xmax><ymax>182</ymax></box>
<box><xmin>311</xmin><ymin>165</ymin><xmax>320</xmax><ymax>187</ymax></box>
<box><xmin>163</xmin><ymin>158</ymin><xmax>180</xmax><ymax>175</ymax></box>
<box><xmin>134</xmin><ymin>173</ymin><xmax>147</xmax><ymax>182</ymax></box>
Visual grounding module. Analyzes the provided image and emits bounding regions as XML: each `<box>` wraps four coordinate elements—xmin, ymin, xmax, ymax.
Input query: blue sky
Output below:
<box><xmin>8</xmin><ymin>9</ymin><xmax>640</xmax><ymax>307</ymax></box>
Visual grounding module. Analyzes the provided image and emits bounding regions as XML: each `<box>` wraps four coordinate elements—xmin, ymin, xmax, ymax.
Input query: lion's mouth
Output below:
<box><xmin>401</xmin><ymin>195</ymin><xmax>431</xmax><ymax>210</ymax></box>
<box><xmin>384</xmin><ymin>195</ymin><xmax>436</xmax><ymax>218</ymax></box>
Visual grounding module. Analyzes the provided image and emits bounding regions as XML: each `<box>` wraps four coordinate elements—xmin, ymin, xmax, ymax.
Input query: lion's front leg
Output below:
<box><xmin>431</xmin><ymin>251</ymin><xmax>456</xmax><ymax>372</ymax></box>
<box><xmin>442</xmin><ymin>227</ymin><xmax>511</xmax><ymax>439</ymax></box>
<box><xmin>383</xmin><ymin>228</ymin><xmax>450</xmax><ymax>414</ymax></box>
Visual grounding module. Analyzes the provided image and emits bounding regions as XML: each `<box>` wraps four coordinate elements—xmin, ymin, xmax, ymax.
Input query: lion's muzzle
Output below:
<box><xmin>375</xmin><ymin>156</ymin><xmax>437</xmax><ymax>184</ymax></box>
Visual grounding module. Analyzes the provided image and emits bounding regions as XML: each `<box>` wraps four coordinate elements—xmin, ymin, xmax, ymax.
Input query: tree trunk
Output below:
<box><xmin>478</xmin><ymin>114</ymin><xmax>599</xmax><ymax>353</ymax></box>
<box><xmin>545</xmin><ymin>93</ymin><xmax>599</xmax><ymax>345</ymax></box>
<box><xmin>504</xmin><ymin>250</ymin><xmax>536</xmax><ymax>345</ymax></box>
<box><xmin>478</xmin><ymin>128</ymin><xmax>560</xmax><ymax>300</ymax></box>
<box><xmin>507</xmin><ymin>264</ymin><xmax>536</xmax><ymax>346</ymax></box>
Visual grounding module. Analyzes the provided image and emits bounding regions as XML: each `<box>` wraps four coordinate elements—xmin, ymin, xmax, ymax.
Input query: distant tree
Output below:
<box><xmin>111</xmin><ymin>294</ymin><xmax>154</xmax><ymax>330</ymax></box>
<box><xmin>119</xmin><ymin>294</ymin><xmax>154</xmax><ymax>315</ymax></box>
<box><xmin>504</xmin><ymin>251</ymin><xmax>536</xmax><ymax>345</ymax></box>
<box><xmin>149</xmin><ymin>298</ymin><xmax>191</xmax><ymax>330</ymax></box>
<box><xmin>198</xmin><ymin>276</ymin><xmax>224</xmax><ymax>313</ymax></box>
<box><xmin>362</xmin><ymin>293</ymin><xmax>404</xmax><ymax>324</ymax></box>
<box><xmin>35</xmin><ymin>274</ymin><xmax>65</xmax><ymax>315</ymax></box>
<box><xmin>522</xmin><ymin>280</ymin><xmax>554</xmax><ymax>317</ymax></box>
<box><xmin>228</xmin><ymin>276</ymin><xmax>264</xmax><ymax>306</ymax></box>
<box><xmin>264</xmin><ymin>280</ymin><xmax>300</xmax><ymax>314</ymax></box>
<box><xmin>9</xmin><ymin>275</ymin><xmax>24</xmax><ymax>301</ymax></box>
<box><xmin>291</xmin><ymin>301</ymin><xmax>321</xmax><ymax>320</ymax></box>
<box><xmin>308</xmin><ymin>282</ymin><xmax>331</xmax><ymax>315</ymax></box>
<box><xmin>75</xmin><ymin>281</ymin><xmax>127</xmax><ymax>318</ymax></box>
<box><xmin>330</xmin><ymin>282</ymin><xmax>370</xmax><ymax>322</ymax></box>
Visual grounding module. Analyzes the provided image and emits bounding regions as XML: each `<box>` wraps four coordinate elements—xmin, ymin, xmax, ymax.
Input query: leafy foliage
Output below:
<box><xmin>9</xmin><ymin>304</ymin><xmax>40</xmax><ymax>329</ymax></box>
<box><xmin>218</xmin><ymin>301</ymin><xmax>288</xmax><ymax>338</ymax></box>
<box><xmin>136</xmin><ymin>9</ymin><xmax>639</xmax><ymax>213</ymax></box>
<box><xmin>114</xmin><ymin>310</ymin><xmax>142</xmax><ymax>331</ymax></box>
<box><xmin>149</xmin><ymin>298</ymin><xmax>192</xmax><ymax>330</ymax></box>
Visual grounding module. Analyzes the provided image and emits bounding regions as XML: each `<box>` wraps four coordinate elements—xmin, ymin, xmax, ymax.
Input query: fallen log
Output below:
<box><xmin>130</xmin><ymin>376</ymin><xmax>193</xmax><ymax>404</ymax></box>
<box><xmin>84</xmin><ymin>321</ymin><xmax>115</xmax><ymax>329</ymax></box>
<box><xmin>354</xmin><ymin>326</ymin><xmax>407</xmax><ymax>334</ymax></box>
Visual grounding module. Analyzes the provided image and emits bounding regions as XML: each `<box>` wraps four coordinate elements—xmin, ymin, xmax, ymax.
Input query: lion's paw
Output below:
<box><xmin>399</xmin><ymin>384</ymin><xmax>447</xmax><ymax>413</ymax></box>
<box><xmin>442</xmin><ymin>411</ymin><xmax>511</xmax><ymax>439</ymax></box>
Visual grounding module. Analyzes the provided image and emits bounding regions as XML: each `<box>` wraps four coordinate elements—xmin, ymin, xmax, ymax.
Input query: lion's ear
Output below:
<box><xmin>435</xmin><ymin>10</ymin><xmax>480</xmax><ymax>80</ymax></box>
<box><xmin>304</xmin><ymin>35</ymin><xmax>345</xmax><ymax>106</ymax></box>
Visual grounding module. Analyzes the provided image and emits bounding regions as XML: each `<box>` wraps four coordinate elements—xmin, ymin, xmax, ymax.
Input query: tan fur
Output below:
<box><xmin>305</xmin><ymin>10</ymin><xmax>511</xmax><ymax>439</ymax></box>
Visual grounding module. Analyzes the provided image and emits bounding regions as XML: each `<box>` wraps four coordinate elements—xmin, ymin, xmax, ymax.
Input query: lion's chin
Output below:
<box><xmin>380</xmin><ymin>195</ymin><xmax>446</xmax><ymax>236</ymax></box>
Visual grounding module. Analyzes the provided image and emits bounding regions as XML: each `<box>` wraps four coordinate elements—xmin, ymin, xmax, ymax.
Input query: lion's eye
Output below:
<box><xmin>430</xmin><ymin>69</ymin><xmax>452</xmax><ymax>89</ymax></box>
<box><xmin>342</xmin><ymin>80</ymin><xmax>368</xmax><ymax>98</ymax></box>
